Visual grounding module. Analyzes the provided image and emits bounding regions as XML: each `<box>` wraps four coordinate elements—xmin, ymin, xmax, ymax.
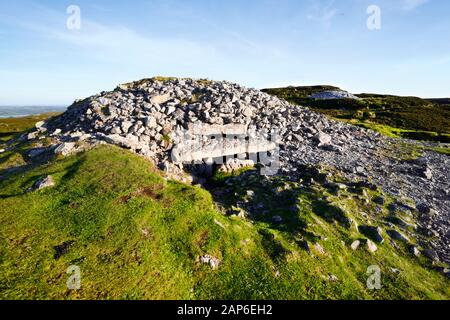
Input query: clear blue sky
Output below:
<box><xmin>0</xmin><ymin>0</ymin><xmax>449</xmax><ymax>105</ymax></box>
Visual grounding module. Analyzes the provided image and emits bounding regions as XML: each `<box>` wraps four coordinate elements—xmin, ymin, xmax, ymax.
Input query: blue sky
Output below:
<box><xmin>0</xmin><ymin>0</ymin><xmax>449</xmax><ymax>105</ymax></box>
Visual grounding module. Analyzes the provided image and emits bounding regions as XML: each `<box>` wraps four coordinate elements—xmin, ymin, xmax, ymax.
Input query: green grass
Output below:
<box><xmin>263</xmin><ymin>86</ymin><xmax>450</xmax><ymax>143</ymax></box>
<box><xmin>343</xmin><ymin>120</ymin><xmax>450</xmax><ymax>145</ymax></box>
<box><xmin>342</xmin><ymin>121</ymin><xmax>449</xmax><ymax>156</ymax></box>
<box><xmin>0</xmin><ymin>113</ymin><xmax>60</xmax><ymax>142</ymax></box>
<box><xmin>344</xmin><ymin>120</ymin><xmax>450</xmax><ymax>156</ymax></box>
<box><xmin>0</xmin><ymin>114</ymin><xmax>59</xmax><ymax>172</ymax></box>
<box><xmin>0</xmin><ymin>116</ymin><xmax>448</xmax><ymax>300</ymax></box>
<box><xmin>426</xmin><ymin>146</ymin><xmax>450</xmax><ymax>155</ymax></box>
<box><xmin>0</xmin><ymin>145</ymin><xmax>448</xmax><ymax>299</ymax></box>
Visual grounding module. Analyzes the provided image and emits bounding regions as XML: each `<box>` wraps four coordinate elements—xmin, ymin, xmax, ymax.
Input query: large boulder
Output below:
<box><xmin>28</xmin><ymin>175</ymin><xmax>56</xmax><ymax>192</ymax></box>
<box><xmin>314</xmin><ymin>132</ymin><xmax>332</xmax><ymax>147</ymax></box>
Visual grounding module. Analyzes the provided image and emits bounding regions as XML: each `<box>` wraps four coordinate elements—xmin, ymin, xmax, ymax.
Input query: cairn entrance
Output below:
<box><xmin>171</xmin><ymin>123</ymin><xmax>277</xmax><ymax>178</ymax></box>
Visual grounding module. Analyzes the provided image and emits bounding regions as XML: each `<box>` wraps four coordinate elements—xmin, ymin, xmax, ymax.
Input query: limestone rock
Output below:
<box><xmin>366</xmin><ymin>240</ymin><xmax>378</xmax><ymax>253</ymax></box>
<box><xmin>351</xmin><ymin>240</ymin><xmax>361</xmax><ymax>251</ymax></box>
<box><xmin>314</xmin><ymin>243</ymin><xmax>326</xmax><ymax>255</ymax></box>
<box><xmin>28</xmin><ymin>175</ymin><xmax>55</xmax><ymax>192</ymax></box>
<box><xmin>35</xmin><ymin>121</ymin><xmax>46</xmax><ymax>129</ymax></box>
<box><xmin>422</xmin><ymin>249</ymin><xmax>439</xmax><ymax>262</ymax></box>
<box><xmin>386</xmin><ymin>230</ymin><xmax>409</xmax><ymax>242</ymax></box>
<box><xmin>54</xmin><ymin>142</ymin><xmax>76</xmax><ymax>156</ymax></box>
<box><xmin>150</xmin><ymin>93</ymin><xmax>171</xmax><ymax>104</ymax></box>
<box><xmin>358</xmin><ymin>225</ymin><xmax>384</xmax><ymax>243</ymax></box>
<box><xmin>200</xmin><ymin>255</ymin><xmax>220</xmax><ymax>270</ymax></box>
<box><xmin>314</xmin><ymin>132</ymin><xmax>332</xmax><ymax>147</ymax></box>
<box><xmin>410</xmin><ymin>246</ymin><xmax>421</xmax><ymax>257</ymax></box>
<box><xmin>310</xmin><ymin>90</ymin><xmax>360</xmax><ymax>100</ymax></box>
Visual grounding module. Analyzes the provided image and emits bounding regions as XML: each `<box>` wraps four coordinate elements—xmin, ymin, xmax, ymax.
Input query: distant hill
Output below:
<box><xmin>0</xmin><ymin>106</ymin><xmax>66</xmax><ymax>119</ymax></box>
<box><xmin>262</xmin><ymin>86</ymin><xmax>450</xmax><ymax>143</ymax></box>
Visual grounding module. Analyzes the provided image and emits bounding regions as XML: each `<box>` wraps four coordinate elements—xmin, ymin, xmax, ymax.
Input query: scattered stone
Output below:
<box><xmin>98</xmin><ymin>97</ymin><xmax>109</xmax><ymax>105</ymax></box>
<box><xmin>35</xmin><ymin>121</ymin><xmax>45</xmax><ymax>129</ymax></box>
<box><xmin>366</xmin><ymin>240</ymin><xmax>378</xmax><ymax>253</ymax></box>
<box><xmin>121</xmin><ymin>121</ymin><xmax>133</xmax><ymax>133</ymax></box>
<box><xmin>386</xmin><ymin>229</ymin><xmax>409</xmax><ymax>242</ymax></box>
<box><xmin>336</xmin><ymin>183</ymin><xmax>347</xmax><ymax>190</ymax></box>
<box><xmin>355</xmin><ymin>166</ymin><xmax>365</xmax><ymax>174</ymax></box>
<box><xmin>358</xmin><ymin>225</ymin><xmax>384</xmax><ymax>243</ymax></box>
<box><xmin>327</xmin><ymin>274</ymin><xmax>339</xmax><ymax>282</ymax></box>
<box><xmin>310</xmin><ymin>90</ymin><xmax>360</xmax><ymax>100</ymax></box>
<box><xmin>27</xmin><ymin>132</ymin><xmax>37</xmax><ymax>140</ymax></box>
<box><xmin>166</xmin><ymin>105</ymin><xmax>176</xmax><ymax>115</ymax></box>
<box><xmin>28</xmin><ymin>175</ymin><xmax>56</xmax><ymax>192</ymax></box>
<box><xmin>422</xmin><ymin>249</ymin><xmax>439</xmax><ymax>262</ymax></box>
<box><xmin>242</xmin><ymin>106</ymin><xmax>255</xmax><ymax>117</ymax></box>
<box><xmin>144</xmin><ymin>116</ymin><xmax>157</xmax><ymax>129</ymax></box>
<box><xmin>410</xmin><ymin>246</ymin><xmax>421</xmax><ymax>257</ymax></box>
<box><xmin>54</xmin><ymin>142</ymin><xmax>76</xmax><ymax>156</ymax></box>
<box><xmin>200</xmin><ymin>255</ymin><xmax>221</xmax><ymax>270</ymax></box>
<box><xmin>52</xmin><ymin>129</ymin><xmax>62</xmax><ymax>136</ymax></box>
<box><xmin>140</xmin><ymin>228</ymin><xmax>150</xmax><ymax>237</ymax></box>
<box><xmin>246</xmin><ymin>190</ymin><xmax>255</xmax><ymax>197</ymax></box>
<box><xmin>314</xmin><ymin>132</ymin><xmax>332</xmax><ymax>147</ymax></box>
<box><xmin>422</xmin><ymin>166</ymin><xmax>433</xmax><ymax>180</ymax></box>
<box><xmin>150</xmin><ymin>93</ymin><xmax>171</xmax><ymax>104</ymax></box>
<box><xmin>350</xmin><ymin>240</ymin><xmax>361</xmax><ymax>251</ymax></box>
<box><xmin>314</xmin><ymin>243</ymin><xmax>326</xmax><ymax>255</ymax></box>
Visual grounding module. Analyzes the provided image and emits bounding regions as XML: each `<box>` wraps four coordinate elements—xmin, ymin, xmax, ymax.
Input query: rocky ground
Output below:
<box><xmin>12</xmin><ymin>77</ymin><xmax>450</xmax><ymax>265</ymax></box>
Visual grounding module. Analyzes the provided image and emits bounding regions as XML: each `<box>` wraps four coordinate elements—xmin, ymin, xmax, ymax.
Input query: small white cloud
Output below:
<box><xmin>402</xmin><ymin>0</ymin><xmax>430</xmax><ymax>11</ymax></box>
<box><xmin>307</xmin><ymin>0</ymin><xmax>337</xmax><ymax>27</ymax></box>
<box><xmin>3</xmin><ymin>6</ymin><xmax>284</xmax><ymax>69</ymax></box>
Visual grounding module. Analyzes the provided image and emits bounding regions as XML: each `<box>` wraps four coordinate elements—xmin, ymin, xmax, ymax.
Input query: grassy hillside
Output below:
<box><xmin>262</xmin><ymin>86</ymin><xmax>450</xmax><ymax>143</ymax></box>
<box><xmin>0</xmin><ymin>113</ymin><xmax>61</xmax><ymax>143</ymax></box>
<box><xmin>0</xmin><ymin>115</ymin><xmax>448</xmax><ymax>300</ymax></box>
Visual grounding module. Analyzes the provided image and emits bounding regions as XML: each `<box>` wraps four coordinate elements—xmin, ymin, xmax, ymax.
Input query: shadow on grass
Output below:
<box><xmin>206</xmin><ymin>164</ymin><xmax>353</xmax><ymax>261</ymax></box>
<box><xmin>0</xmin><ymin>153</ymin><xmax>85</xmax><ymax>199</ymax></box>
<box><xmin>311</xmin><ymin>200</ymin><xmax>351</xmax><ymax>228</ymax></box>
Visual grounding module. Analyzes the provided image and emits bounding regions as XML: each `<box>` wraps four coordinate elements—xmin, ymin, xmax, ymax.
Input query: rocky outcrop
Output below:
<box><xmin>309</xmin><ymin>90</ymin><xmax>360</xmax><ymax>100</ymax></box>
